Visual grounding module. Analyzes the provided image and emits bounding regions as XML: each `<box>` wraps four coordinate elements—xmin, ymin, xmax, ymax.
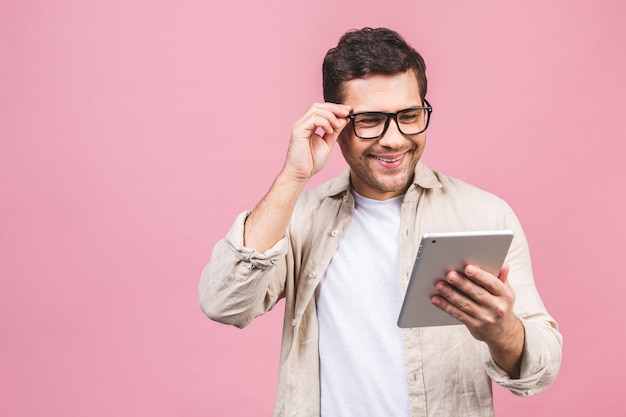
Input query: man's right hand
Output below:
<box><xmin>243</xmin><ymin>103</ymin><xmax>351</xmax><ymax>253</ymax></box>
<box><xmin>282</xmin><ymin>103</ymin><xmax>352</xmax><ymax>183</ymax></box>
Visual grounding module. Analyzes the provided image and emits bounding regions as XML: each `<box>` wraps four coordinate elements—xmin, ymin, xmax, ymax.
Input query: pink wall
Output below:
<box><xmin>2</xmin><ymin>0</ymin><xmax>625</xmax><ymax>415</ymax></box>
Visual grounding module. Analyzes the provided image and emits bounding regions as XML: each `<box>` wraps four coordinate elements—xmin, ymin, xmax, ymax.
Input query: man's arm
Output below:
<box><xmin>244</xmin><ymin>103</ymin><xmax>350</xmax><ymax>252</ymax></box>
<box><xmin>199</xmin><ymin>103</ymin><xmax>351</xmax><ymax>327</ymax></box>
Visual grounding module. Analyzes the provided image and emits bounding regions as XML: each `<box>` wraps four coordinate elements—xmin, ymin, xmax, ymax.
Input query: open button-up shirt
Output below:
<box><xmin>200</xmin><ymin>162</ymin><xmax>562</xmax><ymax>417</ymax></box>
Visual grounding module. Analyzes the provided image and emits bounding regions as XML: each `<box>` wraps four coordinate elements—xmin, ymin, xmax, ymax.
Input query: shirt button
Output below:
<box><xmin>291</xmin><ymin>319</ymin><xmax>297</xmax><ymax>327</ymax></box>
<box><xmin>308</xmin><ymin>271</ymin><xmax>317</xmax><ymax>279</ymax></box>
<box><xmin>331</xmin><ymin>230</ymin><xmax>339</xmax><ymax>237</ymax></box>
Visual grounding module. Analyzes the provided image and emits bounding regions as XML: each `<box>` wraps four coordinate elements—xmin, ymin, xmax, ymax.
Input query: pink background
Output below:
<box><xmin>1</xmin><ymin>0</ymin><xmax>625</xmax><ymax>416</ymax></box>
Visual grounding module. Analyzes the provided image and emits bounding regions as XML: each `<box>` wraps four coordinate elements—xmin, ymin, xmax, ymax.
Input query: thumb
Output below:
<box><xmin>324</xmin><ymin>117</ymin><xmax>349</xmax><ymax>142</ymax></box>
<box><xmin>498</xmin><ymin>263</ymin><xmax>510</xmax><ymax>284</ymax></box>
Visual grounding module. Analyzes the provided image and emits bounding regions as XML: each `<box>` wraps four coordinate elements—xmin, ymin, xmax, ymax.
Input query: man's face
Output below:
<box><xmin>338</xmin><ymin>71</ymin><xmax>427</xmax><ymax>200</ymax></box>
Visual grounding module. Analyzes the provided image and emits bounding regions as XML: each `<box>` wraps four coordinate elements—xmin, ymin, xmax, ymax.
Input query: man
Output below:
<box><xmin>200</xmin><ymin>27</ymin><xmax>562</xmax><ymax>417</ymax></box>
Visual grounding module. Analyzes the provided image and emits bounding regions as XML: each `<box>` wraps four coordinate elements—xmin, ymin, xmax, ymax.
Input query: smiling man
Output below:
<box><xmin>200</xmin><ymin>28</ymin><xmax>562</xmax><ymax>417</ymax></box>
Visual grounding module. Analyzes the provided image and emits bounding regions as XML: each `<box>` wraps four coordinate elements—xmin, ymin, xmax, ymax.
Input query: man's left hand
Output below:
<box><xmin>431</xmin><ymin>264</ymin><xmax>525</xmax><ymax>378</ymax></box>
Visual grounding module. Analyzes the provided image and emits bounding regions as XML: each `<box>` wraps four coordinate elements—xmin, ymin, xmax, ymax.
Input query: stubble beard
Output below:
<box><xmin>350</xmin><ymin>146</ymin><xmax>422</xmax><ymax>196</ymax></box>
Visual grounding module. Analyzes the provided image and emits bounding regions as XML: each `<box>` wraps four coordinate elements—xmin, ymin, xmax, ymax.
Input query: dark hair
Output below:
<box><xmin>322</xmin><ymin>27</ymin><xmax>427</xmax><ymax>104</ymax></box>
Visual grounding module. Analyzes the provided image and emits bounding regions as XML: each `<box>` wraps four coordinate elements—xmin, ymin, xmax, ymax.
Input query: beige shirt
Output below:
<box><xmin>200</xmin><ymin>162</ymin><xmax>562</xmax><ymax>417</ymax></box>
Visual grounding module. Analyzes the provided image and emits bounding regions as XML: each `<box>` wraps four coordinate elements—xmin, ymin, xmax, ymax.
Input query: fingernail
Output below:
<box><xmin>447</xmin><ymin>273</ymin><xmax>459</xmax><ymax>284</ymax></box>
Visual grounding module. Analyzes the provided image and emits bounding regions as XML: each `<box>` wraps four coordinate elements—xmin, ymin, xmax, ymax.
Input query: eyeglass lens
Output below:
<box><xmin>352</xmin><ymin>107</ymin><xmax>429</xmax><ymax>139</ymax></box>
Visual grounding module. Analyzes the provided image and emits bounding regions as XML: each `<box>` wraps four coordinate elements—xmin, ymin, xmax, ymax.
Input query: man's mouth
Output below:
<box><xmin>375</xmin><ymin>155</ymin><xmax>403</xmax><ymax>163</ymax></box>
<box><xmin>372</xmin><ymin>153</ymin><xmax>406</xmax><ymax>164</ymax></box>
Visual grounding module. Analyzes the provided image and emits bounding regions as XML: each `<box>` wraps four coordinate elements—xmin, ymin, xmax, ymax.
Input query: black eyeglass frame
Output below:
<box><xmin>346</xmin><ymin>99</ymin><xmax>433</xmax><ymax>140</ymax></box>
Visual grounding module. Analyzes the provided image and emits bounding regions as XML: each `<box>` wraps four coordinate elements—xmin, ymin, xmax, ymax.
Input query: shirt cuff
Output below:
<box><xmin>481</xmin><ymin>318</ymin><xmax>558</xmax><ymax>396</ymax></box>
<box><xmin>224</xmin><ymin>210</ymin><xmax>290</xmax><ymax>269</ymax></box>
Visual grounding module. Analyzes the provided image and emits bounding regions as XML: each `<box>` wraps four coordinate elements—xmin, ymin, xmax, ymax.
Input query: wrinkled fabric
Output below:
<box><xmin>200</xmin><ymin>161</ymin><xmax>562</xmax><ymax>417</ymax></box>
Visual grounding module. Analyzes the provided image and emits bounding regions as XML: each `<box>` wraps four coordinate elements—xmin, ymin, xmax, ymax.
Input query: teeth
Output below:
<box><xmin>376</xmin><ymin>155</ymin><xmax>402</xmax><ymax>163</ymax></box>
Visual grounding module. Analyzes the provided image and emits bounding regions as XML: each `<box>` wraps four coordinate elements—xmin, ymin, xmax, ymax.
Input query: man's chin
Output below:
<box><xmin>379</xmin><ymin>171</ymin><xmax>413</xmax><ymax>190</ymax></box>
<box><xmin>371</xmin><ymin>176</ymin><xmax>413</xmax><ymax>197</ymax></box>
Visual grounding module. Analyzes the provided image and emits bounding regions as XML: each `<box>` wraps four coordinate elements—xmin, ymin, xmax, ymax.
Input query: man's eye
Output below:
<box><xmin>356</xmin><ymin>115</ymin><xmax>384</xmax><ymax>126</ymax></box>
<box><xmin>399</xmin><ymin>112</ymin><xmax>420</xmax><ymax>123</ymax></box>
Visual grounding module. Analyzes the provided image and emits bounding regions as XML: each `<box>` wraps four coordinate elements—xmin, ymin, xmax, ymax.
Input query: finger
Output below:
<box><xmin>296</xmin><ymin>103</ymin><xmax>350</xmax><ymax>125</ymax></box>
<box><xmin>498</xmin><ymin>263</ymin><xmax>510</xmax><ymax>285</ymax></box>
<box><xmin>317</xmin><ymin>112</ymin><xmax>345</xmax><ymax>134</ymax></box>
<box><xmin>312</xmin><ymin>120</ymin><xmax>349</xmax><ymax>156</ymax></box>
<box><xmin>445</xmin><ymin>270</ymin><xmax>489</xmax><ymax>303</ymax></box>
<box><xmin>294</xmin><ymin>106</ymin><xmax>347</xmax><ymax>137</ymax></box>
<box><xmin>321</xmin><ymin>102</ymin><xmax>352</xmax><ymax>118</ymax></box>
<box><xmin>311</xmin><ymin>105</ymin><xmax>351</xmax><ymax>132</ymax></box>
<box><xmin>457</xmin><ymin>267</ymin><xmax>516</xmax><ymax>321</ymax></box>
<box><xmin>431</xmin><ymin>291</ymin><xmax>480</xmax><ymax>327</ymax></box>
<box><xmin>322</xmin><ymin>117</ymin><xmax>350</xmax><ymax>140</ymax></box>
<box><xmin>435</xmin><ymin>279</ymin><xmax>479</xmax><ymax>316</ymax></box>
<box><xmin>310</xmin><ymin>122</ymin><xmax>343</xmax><ymax>153</ymax></box>
<box><xmin>311</xmin><ymin>112</ymin><xmax>334</xmax><ymax>135</ymax></box>
<box><xmin>463</xmin><ymin>265</ymin><xmax>506</xmax><ymax>296</ymax></box>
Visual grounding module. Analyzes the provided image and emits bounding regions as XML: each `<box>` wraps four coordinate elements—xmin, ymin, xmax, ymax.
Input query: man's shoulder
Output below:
<box><xmin>432</xmin><ymin>169</ymin><xmax>507</xmax><ymax>205</ymax></box>
<box><xmin>422</xmin><ymin>168</ymin><xmax>518</xmax><ymax>230</ymax></box>
<box><xmin>413</xmin><ymin>161</ymin><xmax>504</xmax><ymax>204</ymax></box>
<box><xmin>299</xmin><ymin>169</ymin><xmax>351</xmax><ymax>205</ymax></box>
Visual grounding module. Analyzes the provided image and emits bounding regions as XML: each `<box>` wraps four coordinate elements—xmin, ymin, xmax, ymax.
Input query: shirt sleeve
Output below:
<box><xmin>480</xmin><ymin>206</ymin><xmax>563</xmax><ymax>395</ymax></box>
<box><xmin>199</xmin><ymin>210</ymin><xmax>290</xmax><ymax>328</ymax></box>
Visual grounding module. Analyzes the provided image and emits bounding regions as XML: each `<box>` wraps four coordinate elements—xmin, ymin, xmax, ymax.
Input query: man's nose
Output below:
<box><xmin>378</xmin><ymin>117</ymin><xmax>405</xmax><ymax>147</ymax></box>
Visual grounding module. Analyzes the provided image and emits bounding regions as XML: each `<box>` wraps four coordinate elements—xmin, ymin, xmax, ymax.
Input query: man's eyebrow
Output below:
<box><xmin>352</xmin><ymin>106</ymin><xmax>424</xmax><ymax>114</ymax></box>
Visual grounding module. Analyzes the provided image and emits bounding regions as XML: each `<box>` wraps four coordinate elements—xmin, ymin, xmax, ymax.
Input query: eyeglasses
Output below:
<box><xmin>346</xmin><ymin>100</ymin><xmax>432</xmax><ymax>140</ymax></box>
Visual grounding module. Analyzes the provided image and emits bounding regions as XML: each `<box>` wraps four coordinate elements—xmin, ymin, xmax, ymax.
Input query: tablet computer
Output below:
<box><xmin>397</xmin><ymin>230</ymin><xmax>514</xmax><ymax>328</ymax></box>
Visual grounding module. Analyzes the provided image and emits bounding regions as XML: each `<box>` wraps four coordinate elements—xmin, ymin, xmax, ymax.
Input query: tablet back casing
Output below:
<box><xmin>397</xmin><ymin>230</ymin><xmax>514</xmax><ymax>328</ymax></box>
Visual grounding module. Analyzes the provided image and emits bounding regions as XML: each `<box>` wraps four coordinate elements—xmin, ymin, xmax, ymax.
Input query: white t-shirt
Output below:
<box><xmin>316</xmin><ymin>191</ymin><xmax>410</xmax><ymax>417</ymax></box>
